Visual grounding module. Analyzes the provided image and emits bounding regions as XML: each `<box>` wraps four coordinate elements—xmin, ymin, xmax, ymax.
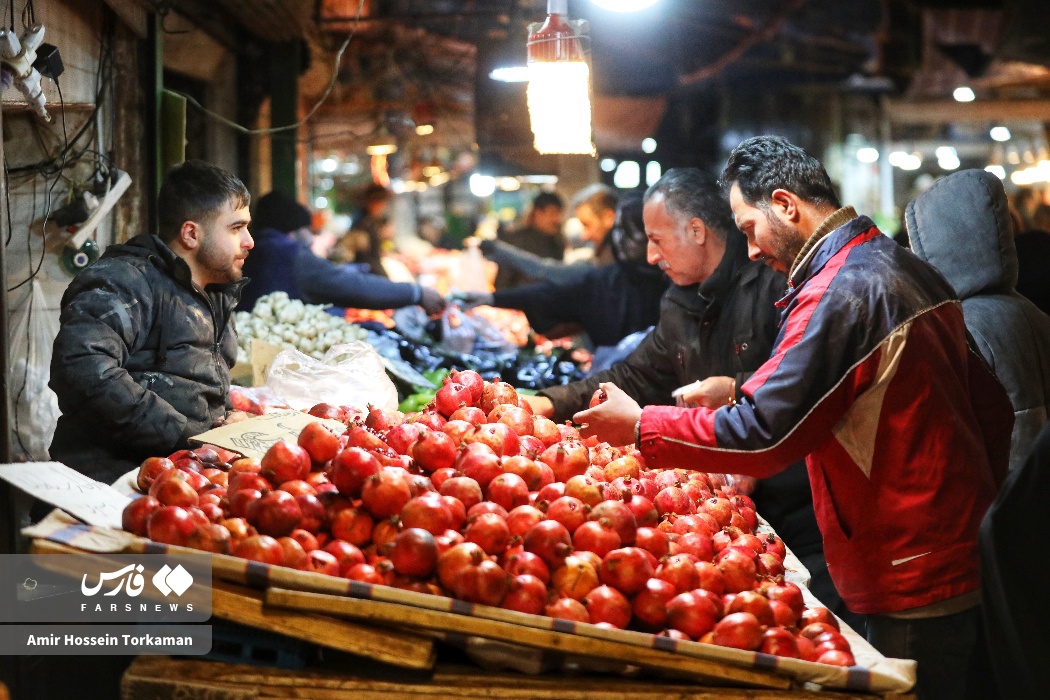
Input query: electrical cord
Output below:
<box><xmin>168</xmin><ymin>0</ymin><xmax>365</xmax><ymax>135</ymax></box>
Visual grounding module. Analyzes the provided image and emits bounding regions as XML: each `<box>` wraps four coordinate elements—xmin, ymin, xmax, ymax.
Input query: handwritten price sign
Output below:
<box><xmin>189</xmin><ymin>410</ymin><xmax>346</xmax><ymax>460</ymax></box>
<box><xmin>0</xmin><ymin>463</ymin><xmax>130</xmax><ymax>529</ymax></box>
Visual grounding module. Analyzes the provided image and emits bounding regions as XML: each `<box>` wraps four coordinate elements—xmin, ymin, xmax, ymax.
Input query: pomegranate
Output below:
<box><xmin>587</xmin><ymin>500</ymin><xmax>638</xmax><ymax>546</ymax></box>
<box><xmin>677</xmin><ymin>532</ymin><xmax>714</xmax><ymax>561</ymax></box>
<box><xmin>486</xmin><ymin>472</ymin><xmax>530</xmax><ymax>511</ymax></box>
<box><xmin>260</xmin><ymin>440</ymin><xmax>311</xmax><ymax>485</ymax></box>
<box><xmin>468</xmin><ymin>422</ymin><xmax>519</xmax><ymax>457</ymax></box>
<box><xmin>456</xmin><ymin>443</ymin><xmax>503</xmax><ymax>488</ymax></box>
<box><xmin>532</xmin><ymin>416</ymin><xmax>561</xmax><ymax>447</ymax></box>
<box><xmin>502</xmin><ymin>551</ymin><xmax>551</xmax><ymax>584</ymax></box>
<box><xmin>506</xmin><ymin>505</ymin><xmax>546</xmax><ymax>538</ymax></box>
<box><xmin>632</xmin><ymin>577</ymin><xmax>678</xmax><ymax>629</ymax></box>
<box><xmin>666</xmin><ymin>590</ymin><xmax>720</xmax><ymax>639</ymax></box>
<box><xmin>289</xmin><ymin>528</ymin><xmax>320</xmax><ymax>552</ymax></box>
<box><xmin>232</xmin><ymin>534</ymin><xmax>285</xmax><ymax>566</ymax></box>
<box><xmin>717</xmin><ymin>547</ymin><xmax>758</xmax><ymax>593</ymax></box>
<box><xmin>412</xmin><ymin>430</ymin><xmax>458</xmax><ymax>473</ymax></box>
<box><xmin>538</xmin><ymin>441</ymin><xmax>590</xmax><ymax>483</ymax></box>
<box><xmin>122</xmin><ymin>496</ymin><xmax>162</xmax><ymax>536</ymax></box>
<box><xmin>389</xmin><ymin>527</ymin><xmax>439</xmax><ymax>577</ymax></box>
<box><xmin>276</xmin><ymin>536</ymin><xmax>308</xmax><ymax>568</ymax></box>
<box><xmin>329</xmin><ymin>506</ymin><xmax>373</xmax><ymax>546</ymax></box>
<box><xmin>621</xmin><ymin>493</ymin><xmax>659</xmax><ymax>528</ymax></box>
<box><xmin>800</xmin><ymin>608</ymin><xmax>840</xmax><ymax>632</ymax></box>
<box><xmin>297</xmin><ymin>422</ymin><xmax>341</xmax><ymax>465</ymax></box>
<box><xmin>712</xmin><ymin>612</ymin><xmax>764</xmax><ymax>651</ymax></box>
<box><xmin>523</xmin><ymin>520</ymin><xmax>573</xmax><ymax>569</ymax></box>
<box><xmin>147</xmin><ymin>506</ymin><xmax>197</xmax><ymax>546</ymax></box>
<box><xmin>449</xmin><ymin>405</ymin><xmax>487</xmax><ymax>426</ymax></box>
<box><xmin>480</xmin><ymin>378</ymin><xmax>518</xmax><ymax>414</ymax></box>
<box><xmin>599</xmin><ymin>547</ymin><xmax>654</xmax><ymax>596</ymax></box>
<box><xmin>700</xmin><ymin>497</ymin><xmax>734</xmax><ymax>528</ymax></box>
<box><xmin>551</xmin><ymin>555</ymin><xmax>600</xmax><ymax>600</ymax></box>
<box><xmin>656</xmin><ymin>554</ymin><xmax>700</xmax><ymax>594</ymax></box>
<box><xmin>633</xmin><ymin>527</ymin><xmax>670</xmax><ymax>560</ymax></box>
<box><xmin>294</xmin><ymin>493</ymin><xmax>326</xmax><ymax>534</ymax></box>
<box><xmin>502</xmin><ymin>574</ymin><xmax>548</xmax><ymax>615</ymax></box>
<box><xmin>694</xmin><ymin>561</ymin><xmax>725</xmax><ymax>595</ymax></box>
<box><xmin>467</xmin><ymin>501</ymin><xmax>509</xmax><ymax>520</ymax></box>
<box><xmin>385</xmin><ymin>422</ymin><xmax>428</xmax><ymax>455</ymax></box>
<box><xmin>760</xmin><ymin>628</ymin><xmax>801</xmax><ymax>658</ymax></box>
<box><xmin>400</xmin><ymin>493</ymin><xmax>453</xmax><ymax>535</ymax></box>
<box><xmin>360</xmin><ymin>470</ymin><xmax>413</xmax><ymax>519</ymax></box>
<box><xmin>545</xmin><ymin>496</ymin><xmax>589</xmax><ymax>533</ymax></box>
<box><xmin>654</xmin><ymin>486</ymin><xmax>694</xmax><ymax>517</ymax></box>
<box><xmin>572</xmin><ymin>519</ymin><xmax>621</xmax><ymax>559</ymax></box>
<box><xmin>816</xmin><ymin>650</ymin><xmax>855</xmax><ymax>667</ymax></box>
<box><xmin>435</xmin><ymin>380</ymin><xmax>473</xmax><ymax>417</ymax></box>
<box><xmin>328</xmin><ymin>447</ymin><xmax>381</xmax><ymax>498</ymax></box>
<box><xmin>545</xmin><ymin>597</ymin><xmax>589</xmax><ymax>624</ymax></box>
<box><xmin>323</xmin><ymin>539</ymin><xmax>366</xmax><ymax>568</ymax></box>
<box><xmin>136</xmin><ymin>457</ymin><xmax>175</xmax><ymax>491</ymax></box>
<box><xmin>726</xmin><ymin>590</ymin><xmax>775</xmax><ymax>626</ymax></box>
<box><xmin>441</xmin><ymin>419</ymin><xmax>476</xmax><ymax>446</ymax></box>
<box><xmin>449</xmin><ymin>369</ymin><xmax>485</xmax><ymax>404</ymax></box>
<box><xmin>603</xmin><ymin>455</ymin><xmax>641</xmax><ymax>482</ymax></box>
<box><xmin>464</xmin><ymin>512</ymin><xmax>511</xmax><ymax>556</ymax></box>
<box><xmin>439</xmin><ymin>475</ymin><xmax>483</xmax><ymax>510</ymax></box>
<box><xmin>517</xmin><ymin>435</ymin><xmax>546</xmax><ymax>460</ymax></box>
<box><xmin>500</xmin><ymin>456</ymin><xmax>545</xmax><ymax>491</ymax></box>
<box><xmin>583</xmin><ymin>585</ymin><xmax>631</xmax><ymax>629</ymax></box>
<box><xmin>563</xmin><ymin>474</ymin><xmax>604</xmax><ymax>507</ymax></box>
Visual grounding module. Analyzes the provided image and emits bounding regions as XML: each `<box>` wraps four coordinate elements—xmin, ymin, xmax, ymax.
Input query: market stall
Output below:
<box><xmin>12</xmin><ymin>369</ymin><xmax>916</xmax><ymax>698</ymax></box>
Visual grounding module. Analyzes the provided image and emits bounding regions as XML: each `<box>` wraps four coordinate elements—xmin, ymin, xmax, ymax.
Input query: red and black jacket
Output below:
<box><xmin>639</xmin><ymin>215</ymin><xmax>1013</xmax><ymax>614</ymax></box>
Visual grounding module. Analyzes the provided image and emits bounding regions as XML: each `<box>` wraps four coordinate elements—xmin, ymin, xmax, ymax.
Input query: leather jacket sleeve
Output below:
<box><xmin>50</xmin><ymin>265</ymin><xmax>189</xmax><ymax>454</ymax></box>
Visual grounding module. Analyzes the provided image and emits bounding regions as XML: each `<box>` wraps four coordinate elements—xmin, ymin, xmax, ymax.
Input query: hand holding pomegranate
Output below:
<box><xmin>572</xmin><ymin>383</ymin><xmax>641</xmax><ymax>447</ymax></box>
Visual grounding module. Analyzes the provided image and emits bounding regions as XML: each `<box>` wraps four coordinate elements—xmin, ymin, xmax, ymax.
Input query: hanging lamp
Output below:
<box><xmin>526</xmin><ymin>0</ymin><xmax>595</xmax><ymax>155</ymax></box>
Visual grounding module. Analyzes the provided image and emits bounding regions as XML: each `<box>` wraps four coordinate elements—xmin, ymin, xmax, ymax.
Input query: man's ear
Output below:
<box><xmin>177</xmin><ymin>221</ymin><xmax>202</xmax><ymax>251</ymax></box>
<box><xmin>771</xmin><ymin>189</ymin><xmax>800</xmax><ymax>223</ymax></box>
<box><xmin>689</xmin><ymin>218</ymin><xmax>707</xmax><ymax>245</ymax></box>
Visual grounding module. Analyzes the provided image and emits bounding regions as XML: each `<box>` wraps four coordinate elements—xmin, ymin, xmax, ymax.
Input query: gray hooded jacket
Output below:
<box><xmin>908</xmin><ymin>169</ymin><xmax>1050</xmax><ymax>471</ymax></box>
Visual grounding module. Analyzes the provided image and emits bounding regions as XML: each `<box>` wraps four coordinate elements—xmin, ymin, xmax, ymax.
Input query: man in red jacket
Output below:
<box><xmin>576</xmin><ymin>136</ymin><xmax>1012</xmax><ymax>700</ymax></box>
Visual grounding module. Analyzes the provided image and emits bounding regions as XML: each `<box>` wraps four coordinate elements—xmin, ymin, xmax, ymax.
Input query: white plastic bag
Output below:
<box><xmin>264</xmin><ymin>341</ymin><xmax>398</xmax><ymax>412</ymax></box>
<box><xmin>9</xmin><ymin>280</ymin><xmax>60</xmax><ymax>460</ymax></box>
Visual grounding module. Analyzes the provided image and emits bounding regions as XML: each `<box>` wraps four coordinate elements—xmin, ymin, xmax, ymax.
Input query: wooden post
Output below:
<box><xmin>269</xmin><ymin>41</ymin><xmax>300</xmax><ymax>198</ymax></box>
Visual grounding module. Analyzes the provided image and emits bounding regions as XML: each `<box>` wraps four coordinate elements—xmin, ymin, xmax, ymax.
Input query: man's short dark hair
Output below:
<box><xmin>157</xmin><ymin>161</ymin><xmax>250</xmax><ymax>243</ymax></box>
<box><xmin>644</xmin><ymin>168</ymin><xmax>736</xmax><ymax>241</ymax></box>
<box><xmin>572</xmin><ymin>183</ymin><xmax>618</xmax><ymax>215</ymax></box>
<box><xmin>720</xmin><ymin>135</ymin><xmax>841</xmax><ymax>210</ymax></box>
<box><xmin>532</xmin><ymin>191</ymin><xmax>564</xmax><ymax>211</ymax></box>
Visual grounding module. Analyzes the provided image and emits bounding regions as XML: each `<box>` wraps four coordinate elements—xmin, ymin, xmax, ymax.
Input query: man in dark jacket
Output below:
<box><xmin>527</xmin><ymin>168</ymin><xmax>859</xmax><ymax>629</ymax></box>
<box><xmin>238</xmin><ymin>191</ymin><xmax>445</xmax><ymax>315</ymax></box>
<box><xmin>49</xmin><ymin>161</ymin><xmax>254</xmax><ymax>483</ymax></box>
<box><xmin>468</xmin><ymin>192</ymin><xmax>668</xmax><ymax>348</ymax></box>
<box><xmin>493</xmin><ymin>191</ymin><xmax>567</xmax><ymax>290</ymax></box>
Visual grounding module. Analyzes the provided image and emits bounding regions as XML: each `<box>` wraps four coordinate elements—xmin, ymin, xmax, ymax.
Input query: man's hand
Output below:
<box><xmin>523</xmin><ymin>394</ymin><xmax>554</xmax><ymax>418</ymax></box>
<box><xmin>455</xmin><ymin>291</ymin><xmax>494</xmax><ymax>309</ymax></box>
<box><xmin>419</xmin><ymin>287</ymin><xmax>448</xmax><ymax>316</ymax></box>
<box><xmin>676</xmin><ymin>376</ymin><xmax>736</xmax><ymax>408</ymax></box>
<box><xmin>572</xmin><ymin>383</ymin><xmax>641</xmax><ymax>447</ymax></box>
<box><xmin>213</xmin><ymin>410</ymin><xmax>251</xmax><ymax>428</ymax></box>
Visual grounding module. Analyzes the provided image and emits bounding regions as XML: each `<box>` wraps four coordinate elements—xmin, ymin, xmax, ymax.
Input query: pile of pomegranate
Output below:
<box><xmin>123</xmin><ymin>371</ymin><xmax>854</xmax><ymax>666</ymax></box>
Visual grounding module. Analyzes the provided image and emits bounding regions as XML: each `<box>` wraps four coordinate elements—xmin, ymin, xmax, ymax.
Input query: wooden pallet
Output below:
<box><xmin>266</xmin><ymin>587</ymin><xmax>791</xmax><ymax>690</ymax></box>
<box><xmin>28</xmin><ymin>539</ymin><xmax>435</xmax><ymax>671</ymax></box>
<box><xmin>121</xmin><ymin>656</ymin><xmax>895</xmax><ymax>700</ymax></box>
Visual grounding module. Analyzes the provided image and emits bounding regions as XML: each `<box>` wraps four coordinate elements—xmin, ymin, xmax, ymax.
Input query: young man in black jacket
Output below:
<box><xmin>528</xmin><ymin>168</ymin><xmax>863</xmax><ymax>632</ymax></box>
<box><xmin>49</xmin><ymin>161</ymin><xmax>254</xmax><ymax>484</ymax></box>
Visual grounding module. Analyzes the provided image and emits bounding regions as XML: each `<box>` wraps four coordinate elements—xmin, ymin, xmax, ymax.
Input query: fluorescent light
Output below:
<box><xmin>591</xmin><ymin>0</ymin><xmax>661</xmax><ymax>12</ymax></box>
<box><xmin>613</xmin><ymin>161</ymin><xmax>640</xmax><ymax>189</ymax></box>
<box><xmin>366</xmin><ymin>143</ymin><xmax>397</xmax><ymax>156</ymax></box>
<box><xmin>889</xmin><ymin>151</ymin><xmax>922</xmax><ymax>171</ymax></box>
<box><xmin>314</xmin><ymin>196</ymin><xmax>328</xmax><ymax>209</ymax></box>
<box><xmin>936</xmin><ymin>146</ymin><xmax>960</xmax><ymax>170</ymax></box>
<box><xmin>489</xmin><ymin>66</ymin><xmax>530</xmax><ymax>83</ymax></box>
<box><xmin>953</xmin><ymin>86</ymin><xmax>975</xmax><ymax>102</ymax></box>
<box><xmin>429</xmin><ymin>172</ymin><xmax>451</xmax><ymax>187</ymax></box>
<box><xmin>990</xmin><ymin>126</ymin><xmax>1011</xmax><ymax>142</ymax></box>
<box><xmin>415</xmin><ymin>124</ymin><xmax>435</xmax><ymax>136</ymax></box>
<box><xmin>857</xmin><ymin>147</ymin><xmax>879</xmax><ymax>163</ymax></box>
<box><xmin>498</xmin><ymin>177</ymin><xmax>521</xmax><ymax>191</ymax></box>
<box><xmin>320</xmin><ymin>158</ymin><xmax>338</xmax><ymax>173</ymax></box>
<box><xmin>641</xmin><ymin>138</ymin><xmax>657</xmax><ymax>154</ymax></box>
<box><xmin>600</xmin><ymin>158</ymin><xmax>617</xmax><ymax>172</ymax></box>
<box><xmin>527</xmin><ymin>61</ymin><xmax>594</xmax><ymax>155</ymax></box>
<box><xmin>984</xmin><ymin>165</ymin><xmax>1006</xmax><ymax>179</ymax></box>
<box><xmin>469</xmin><ymin>174</ymin><xmax>496</xmax><ymax>198</ymax></box>
<box><xmin>645</xmin><ymin>161</ymin><xmax>661</xmax><ymax>187</ymax></box>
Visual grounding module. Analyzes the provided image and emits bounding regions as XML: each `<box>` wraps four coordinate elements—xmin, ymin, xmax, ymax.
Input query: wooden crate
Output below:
<box><xmin>121</xmin><ymin>656</ymin><xmax>904</xmax><ymax>700</ymax></box>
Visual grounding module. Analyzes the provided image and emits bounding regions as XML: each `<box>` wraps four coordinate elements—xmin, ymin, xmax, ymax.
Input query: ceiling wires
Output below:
<box><xmin>169</xmin><ymin>0</ymin><xmax>365</xmax><ymax>136</ymax></box>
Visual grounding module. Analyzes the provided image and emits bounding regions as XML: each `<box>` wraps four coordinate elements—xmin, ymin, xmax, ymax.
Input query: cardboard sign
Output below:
<box><xmin>189</xmin><ymin>410</ymin><xmax>346</xmax><ymax>460</ymax></box>
<box><xmin>0</xmin><ymin>462</ymin><xmax>130</xmax><ymax>529</ymax></box>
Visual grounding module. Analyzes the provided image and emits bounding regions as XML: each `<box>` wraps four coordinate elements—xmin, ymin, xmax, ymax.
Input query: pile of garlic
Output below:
<box><xmin>234</xmin><ymin>292</ymin><xmax>367</xmax><ymax>363</ymax></box>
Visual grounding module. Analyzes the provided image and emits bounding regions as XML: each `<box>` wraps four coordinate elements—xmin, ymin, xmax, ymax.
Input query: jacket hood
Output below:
<box><xmin>907</xmin><ymin>169</ymin><xmax>1017</xmax><ymax>298</ymax></box>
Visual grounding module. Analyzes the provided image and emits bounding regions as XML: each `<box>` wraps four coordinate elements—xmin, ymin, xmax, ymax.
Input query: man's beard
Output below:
<box><xmin>764</xmin><ymin>212</ymin><xmax>807</xmax><ymax>273</ymax></box>
<box><xmin>198</xmin><ymin>236</ymin><xmax>242</xmax><ymax>285</ymax></box>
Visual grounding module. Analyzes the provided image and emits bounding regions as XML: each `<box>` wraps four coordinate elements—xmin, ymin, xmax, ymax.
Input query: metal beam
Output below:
<box><xmin>887</xmin><ymin>99</ymin><xmax>1050</xmax><ymax>124</ymax></box>
<box><xmin>270</xmin><ymin>41</ymin><xmax>301</xmax><ymax>198</ymax></box>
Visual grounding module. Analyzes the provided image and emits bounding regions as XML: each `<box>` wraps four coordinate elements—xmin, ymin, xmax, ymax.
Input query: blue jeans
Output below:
<box><xmin>866</xmin><ymin>606</ymin><xmax>985</xmax><ymax>700</ymax></box>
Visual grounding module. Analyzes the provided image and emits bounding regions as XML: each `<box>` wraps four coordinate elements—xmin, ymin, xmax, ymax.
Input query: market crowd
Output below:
<box><xmin>47</xmin><ymin>137</ymin><xmax>1050</xmax><ymax>700</ymax></box>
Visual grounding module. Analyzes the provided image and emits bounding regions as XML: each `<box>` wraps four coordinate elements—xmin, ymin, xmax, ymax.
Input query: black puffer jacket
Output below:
<box><xmin>541</xmin><ymin>232</ymin><xmax>823</xmax><ymax>556</ymax></box>
<box><xmin>49</xmin><ymin>234</ymin><xmax>245</xmax><ymax>483</ymax></box>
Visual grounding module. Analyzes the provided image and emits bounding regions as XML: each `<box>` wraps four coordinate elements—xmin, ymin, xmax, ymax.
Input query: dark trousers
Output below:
<box><xmin>798</xmin><ymin>551</ymin><xmax>867</xmax><ymax>636</ymax></box>
<box><xmin>867</xmin><ymin>605</ymin><xmax>990</xmax><ymax>700</ymax></box>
